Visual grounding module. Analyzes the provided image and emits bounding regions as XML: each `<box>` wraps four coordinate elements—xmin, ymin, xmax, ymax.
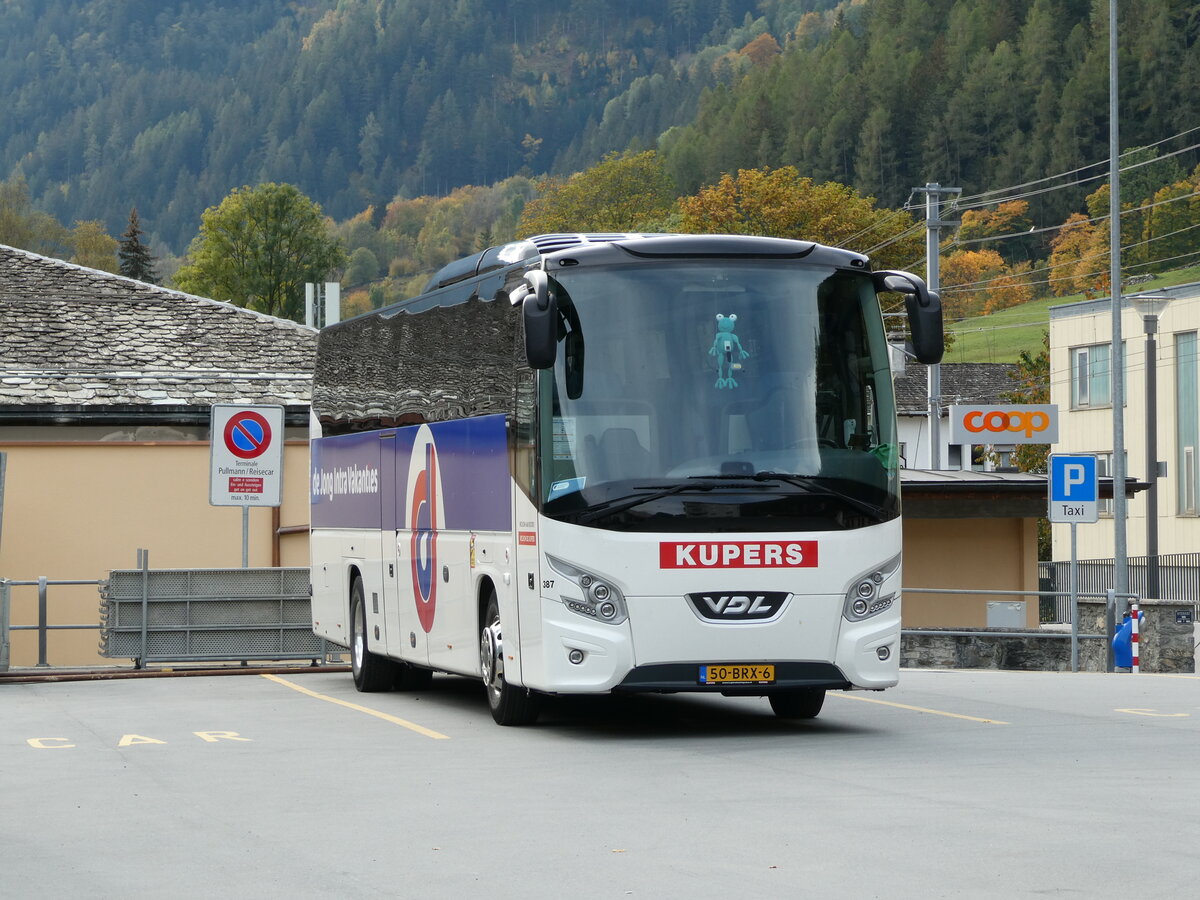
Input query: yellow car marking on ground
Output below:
<box><xmin>1114</xmin><ymin>708</ymin><xmax>1190</xmax><ymax>718</ymax></box>
<box><xmin>263</xmin><ymin>673</ymin><xmax>450</xmax><ymax>739</ymax></box>
<box><xmin>831</xmin><ymin>692</ymin><xmax>1009</xmax><ymax>724</ymax></box>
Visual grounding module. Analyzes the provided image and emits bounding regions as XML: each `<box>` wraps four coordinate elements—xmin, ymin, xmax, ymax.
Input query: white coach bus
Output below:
<box><xmin>309</xmin><ymin>233</ymin><xmax>943</xmax><ymax>725</ymax></box>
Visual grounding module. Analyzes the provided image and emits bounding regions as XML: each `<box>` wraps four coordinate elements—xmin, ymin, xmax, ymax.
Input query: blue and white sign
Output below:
<box><xmin>1049</xmin><ymin>454</ymin><xmax>1098</xmax><ymax>524</ymax></box>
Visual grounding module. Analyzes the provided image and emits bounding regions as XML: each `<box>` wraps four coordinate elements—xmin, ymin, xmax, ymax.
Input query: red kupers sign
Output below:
<box><xmin>660</xmin><ymin>541</ymin><xmax>818</xmax><ymax>569</ymax></box>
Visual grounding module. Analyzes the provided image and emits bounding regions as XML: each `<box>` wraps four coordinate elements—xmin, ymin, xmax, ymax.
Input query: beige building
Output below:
<box><xmin>1048</xmin><ymin>282</ymin><xmax>1200</xmax><ymax>568</ymax></box>
<box><xmin>0</xmin><ymin>245</ymin><xmax>316</xmax><ymax>667</ymax></box>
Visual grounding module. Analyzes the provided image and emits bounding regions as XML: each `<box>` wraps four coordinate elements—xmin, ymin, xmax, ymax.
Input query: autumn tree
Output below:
<box><xmin>118</xmin><ymin>207</ymin><xmax>158</xmax><ymax>283</ymax></box>
<box><xmin>516</xmin><ymin>151</ymin><xmax>677</xmax><ymax>237</ymax></box>
<box><xmin>0</xmin><ymin>176</ymin><xmax>69</xmax><ymax>256</ymax></box>
<box><xmin>173</xmin><ymin>183</ymin><xmax>347</xmax><ymax>321</ymax></box>
<box><xmin>676</xmin><ymin>166</ymin><xmax>922</xmax><ymax>270</ymax></box>
<box><xmin>940</xmin><ymin>249</ymin><xmax>1033</xmax><ymax>319</ymax></box>
<box><xmin>70</xmin><ymin>221</ymin><xmax>119</xmax><ymax>273</ymax></box>
<box><xmin>1047</xmin><ymin>213</ymin><xmax>1106</xmax><ymax>297</ymax></box>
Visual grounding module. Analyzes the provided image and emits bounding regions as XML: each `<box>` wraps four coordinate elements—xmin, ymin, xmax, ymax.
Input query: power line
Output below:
<box><xmin>950</xmin><ymin>185</ymin><xmax>1200</xmax><ymax>249</ymax></box>
<box><xmin>938</xmin><ymin>219</ymin><xmax>1200</xmax><ymax>294</ymax></box>
<box><xmin>952</xmin><ymin>125</ymin><xmax>1200</xmax><ymax>208</ymax></box>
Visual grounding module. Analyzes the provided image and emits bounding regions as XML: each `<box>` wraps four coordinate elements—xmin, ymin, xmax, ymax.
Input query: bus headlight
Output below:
<box><xmin>843</xmin><ymin>555</ymin><xmax>901</xmax><ymax>622</ymax></box>
<box><xmin>546</xmin><ymin>555</ymin><xmax>628</xmax><ymax>626</ymax></box>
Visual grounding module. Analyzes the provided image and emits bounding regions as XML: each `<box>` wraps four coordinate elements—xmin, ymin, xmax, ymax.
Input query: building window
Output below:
<box><xmin>1071</xmin><ymin>344</ymin><xmax>1110</xmax><ymax>407</ymax></box>
<box><xmin>1096</xmin><ymin>452</ymin><xmax>1115</xmax><ymax>517</ymax></box>
<box><xmin>1070</xmin><ymin>342</ymin><xmax>1127</xmax><ymax>409</ymax></box>
<box><xmin>1177</xmin><ymin>332</ymin><xmax>1198</xmax><ymax>516</ymax></box>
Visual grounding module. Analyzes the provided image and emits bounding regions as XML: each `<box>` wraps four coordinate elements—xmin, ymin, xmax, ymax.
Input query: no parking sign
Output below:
<box><xmin>210</xmin><ymin>404</ymin><xmax>284</xmax><ymax>507</ymax></box>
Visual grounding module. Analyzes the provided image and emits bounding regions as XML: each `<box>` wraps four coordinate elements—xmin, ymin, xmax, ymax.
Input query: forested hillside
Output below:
<box><xmin>655</xmin><ymin>0</ymin><xmax>1200</xmax><ymax>223</ymax></box>
<box><xmin>3</xmin><ymin>0</ymin><xmax>1198</xmax><ymax>268</ymax></box>
<box><xmin>1</xmin><ymin>0</ymin><xmax>771</xmax><ymax>252</ymax></box>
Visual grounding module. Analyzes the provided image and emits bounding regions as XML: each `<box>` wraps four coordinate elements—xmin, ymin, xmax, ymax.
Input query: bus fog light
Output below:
<box><xmin>568</xmin><ymin>648</ymin><xmax>585</xmax><ymax>665</ymax></box>
<box><xmin>852</xmin><ymin>598</ymin><xmax>869</xmax><ymax>616</ymax></box>
<box><xmin>598</xmin><ymin>601</ymin><xmax>617</xmax><ymax>619</ymax></box>
<box><xmin>877</xmin><ymin>645</ymin><xmax>891</xmax><ymax>661</ymax></box>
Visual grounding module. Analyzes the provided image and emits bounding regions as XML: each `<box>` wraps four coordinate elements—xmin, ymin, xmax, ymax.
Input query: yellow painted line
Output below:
<box><xmin>262</xmin><ymin>674</ymin><xmax>449</xmax><ymax>740</ymax></box>
<box><xmin>1115</xmin><ymin>708</ymin><xmax>1190</xmax><ymax>718</ymax></box>
<box><xmin>830</xmin><ymin>692</ymin><xmax>1009</xmax><ymax>725</ymax></box>
<box><xmin>1135</xmin><ymin>672</ymin><xmax>1200</xmax><ymax>680</ymax></box>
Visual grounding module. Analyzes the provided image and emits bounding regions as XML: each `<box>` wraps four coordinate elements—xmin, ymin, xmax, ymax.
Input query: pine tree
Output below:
<box><xmin>118</xmin><ymin>207</ymin><xmax>158</xmax><ymax>283</ymax></box>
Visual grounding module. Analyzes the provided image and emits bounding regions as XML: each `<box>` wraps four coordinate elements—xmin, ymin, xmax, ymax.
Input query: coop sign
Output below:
<box><xmin>210</xmin><ymin>404</ymin><xmax>284</xmax><ymax>507</ymax></box>
<box><xmin>947</xmin><ymin>404</ymin><xmax>1059</xmax><ymax>444</ymax></box>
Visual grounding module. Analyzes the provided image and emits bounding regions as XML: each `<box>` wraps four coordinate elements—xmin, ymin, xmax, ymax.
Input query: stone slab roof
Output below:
<box><xmin>894</xmin><ymin>362</ymin><xmax>1018</xmax><ymax>415</ymax></box>
<box><xmin>0</xmin><ymin>244</ymin><xmax>316</xmax><ymax>416</ymax></box>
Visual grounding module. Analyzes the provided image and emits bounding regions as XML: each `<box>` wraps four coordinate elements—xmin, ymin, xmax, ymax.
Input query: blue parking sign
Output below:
<box><xmin>1049</xmin><ymin>455</ymin><xmax>1098</xmax><ymax>523</ymax></box>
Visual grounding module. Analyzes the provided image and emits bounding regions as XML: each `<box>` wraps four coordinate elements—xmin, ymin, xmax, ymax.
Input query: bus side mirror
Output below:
<box><xmin>518</xmin><ymin>270</ymin><xmax>558</xmax><ymax>369</ymax></box>
<box><xmin>873</xmin><ymin>270</ymin><xmax>944</xmax><ymax>365</ymax></box>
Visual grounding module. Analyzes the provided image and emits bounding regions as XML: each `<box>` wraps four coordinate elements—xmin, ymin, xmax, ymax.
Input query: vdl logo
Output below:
<box><xmin>686</xmin><ymin>591</ymin><xmax>791</xmax><ymax>623</ymax></box>
<box><xmin>406</xmin><ymin>426</ymin><xmax>444</xmax><ymax>633</ymax></box>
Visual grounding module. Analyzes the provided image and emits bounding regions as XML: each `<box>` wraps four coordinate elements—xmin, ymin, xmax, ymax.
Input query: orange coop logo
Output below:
<box><xmin>947</xmin><ymin>405</ymin><xmax>1058</xmax><ymax>445</ymax></box>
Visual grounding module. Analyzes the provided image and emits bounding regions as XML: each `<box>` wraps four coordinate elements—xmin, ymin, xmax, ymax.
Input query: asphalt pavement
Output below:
<box><xmin>2</xmin><ymin>667</ymin><xmax>1197</xmax><ymax>899</ymax></box>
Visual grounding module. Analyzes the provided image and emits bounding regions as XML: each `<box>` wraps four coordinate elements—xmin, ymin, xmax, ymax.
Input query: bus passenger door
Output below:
<box><xmin>384</xmin><ymin>430</ymin><xmax>430</xmax><ymax>666</ymax></box>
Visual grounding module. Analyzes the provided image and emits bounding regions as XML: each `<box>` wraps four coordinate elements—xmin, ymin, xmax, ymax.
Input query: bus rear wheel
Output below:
<box><xmin>350</xmin><ymin>576</ymin><xmax>393</xmax><ymax>693</ymax></box>
<box><xmin>768</xmin><ymin>688</ymin><xmax>826</xmax><ymax>719</ymax></box>
<box><xmin>480</xmin><ymin>592</ymin><xmax>540</xmax><ymax>726</ymax></box>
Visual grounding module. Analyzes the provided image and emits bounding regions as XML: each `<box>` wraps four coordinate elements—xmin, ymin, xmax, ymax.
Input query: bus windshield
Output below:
<box><xmin>538</xmin><ymin>259</ymin><xmax>899</xmax><ymax>531</ymax></box>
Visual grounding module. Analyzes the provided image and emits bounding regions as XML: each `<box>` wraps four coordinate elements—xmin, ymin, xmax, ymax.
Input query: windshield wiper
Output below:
<box><xmin>703</xmin><ymin>472</ymin><xmax>889</xmax><ymax>519</ymax></box>
<box><xmin>755</xmin><ymin>472</ymin><xmax>888</xmax><ymax>518</ymax></box>
<box><xmin>575</xmin><ymin>479</ymin><xmax>742</xmax><ymax>524</ymax></box>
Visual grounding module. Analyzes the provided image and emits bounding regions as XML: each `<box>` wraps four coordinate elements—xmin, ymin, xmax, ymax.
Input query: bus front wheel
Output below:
<box><xmin>480</xmin><ymin>592</ymin><xmax>540</xmax><ymax>726</ymax></box>
<box><xmin>768</xmin><ymin>688</ymin><xmax>826</xmax><ymax>719</ymax></box>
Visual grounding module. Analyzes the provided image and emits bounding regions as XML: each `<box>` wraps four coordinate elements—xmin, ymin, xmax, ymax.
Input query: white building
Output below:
<box><xmin>1048</xmin><ymin>282</ymin><xmax>1200</xmax><ymax>564</ymax></box>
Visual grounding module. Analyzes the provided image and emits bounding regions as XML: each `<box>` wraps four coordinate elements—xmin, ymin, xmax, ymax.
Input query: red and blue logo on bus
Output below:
<box><xmin>408</xmin><ymin>432</ymin><xmax>441</xmax><ymax>633</ymax></box>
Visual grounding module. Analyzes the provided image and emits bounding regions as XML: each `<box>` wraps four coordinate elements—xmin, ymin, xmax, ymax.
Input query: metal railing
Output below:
<box><xmin>0</xmin><ymin>577</ymin><xmax>104</xmax><ymax>670</ymax></box>
<box><xmin>1039</xmin><ymin>553</ymin><xmax>1200</xmax><ymax>621</ymax></box>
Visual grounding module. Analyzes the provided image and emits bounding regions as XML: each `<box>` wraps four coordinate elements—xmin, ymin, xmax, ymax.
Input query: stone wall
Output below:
<box><xmin>901</xmin><ymin>598</ymin><xmax>1195</xmax><ymax>673</ymax></box>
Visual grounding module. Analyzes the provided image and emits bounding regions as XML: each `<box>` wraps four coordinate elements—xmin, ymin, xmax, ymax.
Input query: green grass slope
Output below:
<box><xmin>945</xmin><ymin>265</ymin><xmax>1200</xmax><ymax>363</ymax></box>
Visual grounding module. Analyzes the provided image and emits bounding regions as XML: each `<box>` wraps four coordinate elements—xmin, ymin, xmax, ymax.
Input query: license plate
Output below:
<box><xmin>698</xmin><ymin>664</ymin><xmax>775</xmax><ymax>685</ymax></box>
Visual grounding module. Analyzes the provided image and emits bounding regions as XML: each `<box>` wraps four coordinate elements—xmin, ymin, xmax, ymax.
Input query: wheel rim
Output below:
<box><xmin>352</xmin><ymin>599</ymin><xmax>364</xmax><ymax>676</ymax></box>
<box><xmin>480</xmin><ymin>614</ymin><xmax>504</xmax><ymax>703</ymax></box>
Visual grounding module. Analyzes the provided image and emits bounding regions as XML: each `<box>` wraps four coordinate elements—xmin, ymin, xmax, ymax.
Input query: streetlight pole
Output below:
<box><xmin>1108</xmin><ymin>0</ymin><xmax>1128</xmax><ymax>598</ymax></box>
<box><xmin>1131</xmin><ymin>293</ymin><xmax>1172</xmax><ymax>599</ymax></box>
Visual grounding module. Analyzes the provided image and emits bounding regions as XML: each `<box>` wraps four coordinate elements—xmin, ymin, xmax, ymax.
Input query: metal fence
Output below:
<box><xmin>1</xmin><ymin>561</ymin><xmax>332</xmax><ymax>671</ymax></box>
<box><xmin>1039</xmin><ymin>553</ymin><xmax>1200</xmax><ymax>622</ymax></box>
<box><xmin>99</xmin><ymin>565</ymin><xmax>325</xmax><ymax>666</ymax></box>
<box><xmin>0</xmin><ymin>577</ymin><xmax>104</xmax><ymax>670</ymax></box>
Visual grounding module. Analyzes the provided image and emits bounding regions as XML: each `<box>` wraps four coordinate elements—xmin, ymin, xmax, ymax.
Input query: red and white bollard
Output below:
<box><xmin>1131</xmin><ymin>603</ymin><xmax>1140</xmax><ymax>674</ymax></box>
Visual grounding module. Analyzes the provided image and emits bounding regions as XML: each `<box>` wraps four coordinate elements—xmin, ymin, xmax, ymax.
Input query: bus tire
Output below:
<box><xmin>350</xmin><ymin>576</ymin><xmax>393</xmax><ymax>693</ymax></box>
<box><xmin>768</xmin><ymin>688</ymin><xmax>826</xmax><ymax>719</ymax></box>
<box><xmin>480</xmin><ymin>591</ymin><xmax>540</xmax><ymax>726</ymax></box>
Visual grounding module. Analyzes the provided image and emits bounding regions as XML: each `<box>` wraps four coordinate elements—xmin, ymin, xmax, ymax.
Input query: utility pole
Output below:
<box><xmin>1108</xmin><ymin>0</ymin><xmax>1128</xmax><ymax>597</ymax></box>
<box><xmin>913</xmin><ymin>183</ymin><xmax>960</xmax><ymax>470</ymax></box>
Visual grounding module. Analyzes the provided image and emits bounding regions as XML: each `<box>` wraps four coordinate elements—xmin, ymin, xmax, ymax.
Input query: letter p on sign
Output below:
<box><xmin>1064</xmin><ymin>463</ymin><xmax>1087</xmax><ymax>492</ymax></box>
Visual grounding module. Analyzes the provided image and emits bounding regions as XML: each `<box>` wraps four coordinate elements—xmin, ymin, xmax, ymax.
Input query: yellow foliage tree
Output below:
<box><xmin>939</xmin><ymin>249</ymin><xmax>1010</xmax><ymax>318</ymax></box>
<box><xmin>70</xmin><ymin>220</ymin><xmax>119</xmax><ymax>273</ymax></box>
<box><xmin>1047</xmin><ymin>213</ymin><xmax>1107</xmax><ymax>297</ymax></box>
<box><xmin>741</xmin><ymin>33</ymin><xmax>782</xmax><ymax>67</ymax></box>
<box><xmin>676</xmin><ymin>166</ymin><xmax>922</xmax><ymax>271</ymax></box>
<box><xmin>516</xmin><ymin>150</ymin><xmax>676</xmax><ymax>237</ymax></box>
